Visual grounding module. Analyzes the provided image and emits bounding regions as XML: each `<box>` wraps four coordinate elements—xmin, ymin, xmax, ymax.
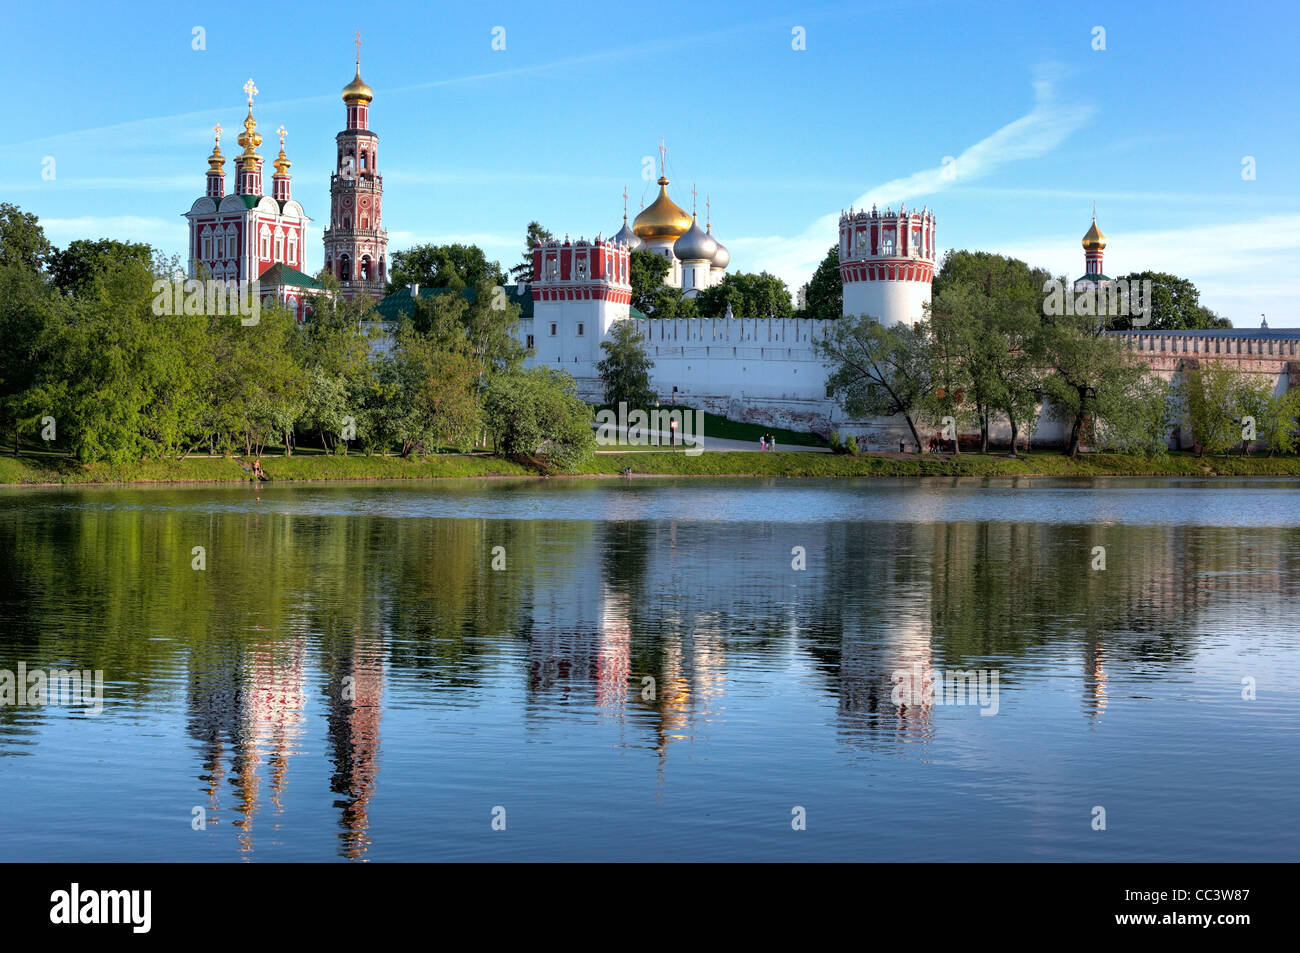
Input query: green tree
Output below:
<box><xmin>1040</xmin><ymin>316</ymin><xmax>1159</xmax><ymax>458</ymax></box>
<box><xmin>1112</xmin><ymin>271</ymin><xmax>1231</xmax><ymax>330</ymax></box>
<box><xmin>696</xmin><ymin>271</ymin><xmax>793</xmax><ymax>319</ymax></box>
<box><xmin>483</xmin><ymin>367</ymin><xmax>595</xmax><ymax>471</ymax></box>
<box><xmin>0</xmin><ymin>203</ymin><xmax>53</xmax><ymax>275</ymax></box>
<box><xmin>388</xmin><ymin>243</ymin><xmax>504</xmax><ymax>293</ymax></box>
<box><xmin>630</xmin><ymin>248</ymin><xmax>670</xmax><ymax>316</ymax></box>
<box><xmin>798</xmin><ymin>245</ymin><xmax>841</xmax><ymax>319</ymax></box>
<box><xmin>819</xmin><ymin>316</ymin><xmax>931</xmax><ymax>453</ymax></box>
<box><xmin>509</xmin><ymin>221</ymin><xmax>553</xmax><ymax>284</ymax></box>
<box><xmin>597</xmin><ymin>320</ymin><xmax>656</xmax><ymax>409</ymax></box>
<box><xmin>50</xmin><ymin>239</ymin><xmax>153</xmax><ymax>295</ymax></box>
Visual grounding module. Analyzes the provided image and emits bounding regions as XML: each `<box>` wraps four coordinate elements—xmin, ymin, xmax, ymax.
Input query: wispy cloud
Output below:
<box><xmin>735</xmin><ymin>66</ymin><xmax>1095</xmax><ymax>290</ymax></box>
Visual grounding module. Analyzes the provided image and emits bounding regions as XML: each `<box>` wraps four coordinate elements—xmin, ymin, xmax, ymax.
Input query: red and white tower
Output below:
<box><xmin>838</xmin><ymin>204</ymin><xmax>935</xmax><ymax>326</ymax></box>
<box><xmin>530</xmin><ymin>235</ymin><xmax>632</xmax><ymax>394</ymax></box>
<box><xmin>323</xmin><ymin>33</ymin><xmax>387</xmax><ymax>300</ymax></box>
<box><xmin>183</xmin><ymin>78</ymin><xmax>313</xmax><ymax>318</ymax></box>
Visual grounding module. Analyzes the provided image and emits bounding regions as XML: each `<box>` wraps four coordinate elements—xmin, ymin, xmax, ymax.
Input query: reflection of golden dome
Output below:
<box><xmin>342</xmin><ymin>68</ymin><xmax>373</xmax><ymax>104</ymax></box>
<box><xmin>633</xmin><ymin>177</ymin><xmax>692</xmax><ymax>242</ymax></box>
<box><xmin>1082</xmin><ymin>217</ymin><xmax>1106</xmax><ymax>250</ymax></box>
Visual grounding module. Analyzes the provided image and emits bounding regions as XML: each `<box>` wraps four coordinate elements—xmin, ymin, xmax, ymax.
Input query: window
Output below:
<box><xmin>882</xmin><ymin>236</ymin><xmax>895</xmax><ymax>255</ymax></box>
<box><xmin>549</xmin><ymin>323</ymin><xmax>557</xmax><ymax>336</ymax></box>
<box><xmin>202</xmin><ymin>234</ymin><xmax>211</xmax><ymax>259</ymax></box>
<box><xmin>577</xmin><ymin>323</ymin><xmax>585</xmax><ymax>336</ymax></box>
<box><xmin>576</xmin><ymin>258</ymin><xmax>587</xmax><ymax>279</ymax></box>
<box><xmin>526</xmin><ymin>334</ymin><xmax>534</xmax><ymax>349</ymax></box>
<box><xmin>545</xmin><ymin>259</ymin><xmax>558</xmax><ymax>281</ymax></box>
<box><xmin>274</xmin><ymin>232</ymin><xmax>283</xmax><ymax>261</ymax></box>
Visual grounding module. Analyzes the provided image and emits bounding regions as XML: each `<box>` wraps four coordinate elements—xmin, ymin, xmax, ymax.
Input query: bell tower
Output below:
<box><xmin>323</xmin><ymin>32</ymin><xmax>387</xmax><ymax>300</ymax></box>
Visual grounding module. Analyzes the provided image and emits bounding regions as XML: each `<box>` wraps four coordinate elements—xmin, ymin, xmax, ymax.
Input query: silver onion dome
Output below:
<box><xmin>614</xmin><ymin>219</ymin><xmax>642</xmax><ymax>250</ymax></box>
<box><xmin>708</xmin><ymin>225</ymin><xmax>730</xmax><ymax>270</ymax></box>
<box><xmin>673</xmin><ymin>217</ymin><xmax>718</xmax><ymax>262</ymax></box>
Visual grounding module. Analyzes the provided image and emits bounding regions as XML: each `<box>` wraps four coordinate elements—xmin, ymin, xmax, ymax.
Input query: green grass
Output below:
<box><xmin>4</xmin><ymin>448</ymin><xmax>1300</xmax><ymax>486</ymax></box>
<box><xmin>595</xmin><ymin>405</ymin><xmax>828</xmax><ymax>448</ymax></box>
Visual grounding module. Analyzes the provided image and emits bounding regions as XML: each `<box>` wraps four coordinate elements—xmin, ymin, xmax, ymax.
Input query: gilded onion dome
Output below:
<box><xmin>707</xmin><ymin>223</ymin><xmax>729</xmax><ymax>269</ymax></box>
<box><xmin>342</xmin><ymin>67</ymin><xmax>373</xmax><ymax>104</ymax></box>
<box><xmin>207</xmin><ymin>136</ymin><xmax>225</xmax><ymax>175</ymax></box>
<box><xmin>674</xmin><ymin>215</ymin><xmax>718</xmax><ymax>262</ymax></box>
<box><xmin>633</xmin><ymin>177</ymin><xmax>692</xmax><ymax>242</ymax></box>
<box><xmin>1082</xmin><ymin>216</ymin><xmax>1106</xmax><ymax>250</ymax></box>
<box><xmin>236</xmin><ymin>105</ymin><xmax>262</xmax><ymax>170</ymax></box>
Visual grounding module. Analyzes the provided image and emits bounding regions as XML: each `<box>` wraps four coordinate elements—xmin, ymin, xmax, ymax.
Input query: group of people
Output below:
<box><xmin>758</xmin><ymin>434</ymin><xmax>778</xmax><ymax>451</ymax></box>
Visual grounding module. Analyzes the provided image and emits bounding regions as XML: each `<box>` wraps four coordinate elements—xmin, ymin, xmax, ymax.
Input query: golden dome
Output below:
<box><xmin>342</xmin><ymin>68</ymin><xmax>373</xmax><ymax>104</ymax></box>
<box><xmin>237</xmin><ymin>106</ymin><xmax>262</xmax><ymax>170</ymax></box>
<box><xmin>273</xmin><ymin>126</ymin><xmax>291</xmax><ymax>175</ymax></box>
<box><xmin>633</xmin><ymin>177</ymin><xmax>692</xmax><ymax>242</ymax></box>
<box><xmin>1082</xmin><ymin>217</ymin><xmax>1106</xmax><ymax>250</ymax></box>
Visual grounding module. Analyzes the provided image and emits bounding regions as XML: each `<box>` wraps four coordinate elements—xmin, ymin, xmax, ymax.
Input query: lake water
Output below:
<box><xmin>1</xmin><ymin>476</ymin><xmax>1297</xmax><ymax>861</ymax></box>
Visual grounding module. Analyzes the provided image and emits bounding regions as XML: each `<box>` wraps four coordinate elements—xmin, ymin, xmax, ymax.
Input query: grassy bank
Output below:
<box><xmin>3</xmin><ymin>449</ymin><xmax>1300</xmax><ymax>486</ymax></box>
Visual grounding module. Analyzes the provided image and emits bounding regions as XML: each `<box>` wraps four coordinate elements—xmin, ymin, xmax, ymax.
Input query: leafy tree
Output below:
<box><xmin>696</xmin><ymin>271</ymin><xmax>793</xmax><ymax>319</ymax></box>
<box><xmin>819</xmin><ymin>316</ymin><xmax>930</xmax><ymax>452</ymax></box>
<box><xmin>1040</xmin><ymin>316</ymin><xmax>1159</xmax><ymax>458</ymax></box>
<box><xmin>1111</xmin><ymin>271</ymin><xmax>1232</xmax><ymax>330</ymax></box>
<box><xmin>483</xmin><ymin>367</ymin><xmax>595</xmax><ymax>471</ymax></box>
<box><xmin>0</xmin><ymin>203</ymin><xmax>53</xmax><ymax>275</ymax></box>
<box><xmin>509</xmin><ymin>221</ymin><xmax>553</xmax><ymax>284</ymax></box>
<box><xmin>1094</xmin><ymin>373</ymin><xmax>1173</xmax><ymax>456</ymax></box>
<box><xmin>597</xmin><ymin>320</ymin><xmax>656</xmax><ymax>409</ymax></box>
<box><xmin>1257</xmin><ymin>388</ymin><xmax>1300</xmax><ymax>456</ymax></box>
<box><xmin>50</xmin><ymin>239</ymin><xmax>153</xmax><ymax>295</ymax></box>
<box><xmin>387</xmin><ymin>243</ymin><xmax>504</xmax><ymax>293</ymax></box>
<box><xmin>630</xmin><ymin>249</ymin><xmax>670</xmax><ymax>316</ymax></box>
<box><xmin>798</xmin><ymin>245</ymin><xmax>841</xmax><ymax>319</ymax></box>
<box><xmin>1177</xmin><ymin>363</ymin><xmax>1269</xmax><ymax>456</ymax></box>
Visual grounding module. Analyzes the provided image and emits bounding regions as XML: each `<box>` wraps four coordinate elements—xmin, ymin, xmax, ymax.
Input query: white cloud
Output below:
<box><xmin>735</xmin><ymin>67</ymin><xmax>1095</xmax><ymax>292</ymax></box>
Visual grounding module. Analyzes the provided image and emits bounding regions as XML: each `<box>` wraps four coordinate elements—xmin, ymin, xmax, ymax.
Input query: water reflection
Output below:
<box><xmin>1</xmin><ymin>481</ymin><xmax>1298</xmax><ymax>861</ymax></box>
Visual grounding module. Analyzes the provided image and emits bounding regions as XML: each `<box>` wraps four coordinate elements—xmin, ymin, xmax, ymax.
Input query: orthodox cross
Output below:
<box><xmin>243</xmin><ymin>78</ymin><xmax>258</xmax><ymax>107</ymax></box>
<box><xmin>622</xmin><ymin>187</ymin><xmax>628</xmax><ymax>220</ymax></box>
<box><xmin>692</xmin><ymin>182</ymin><xmax>698</xmax><ymax>216</ymax></box>
<box><xmin>212</xmin><ymin>123</ymin><xmax>221</xmax><ymax>144</ymax></box>
<box><xmin>277</xmin><ymin>125</ymin><xmax>287</xmax><ymax>147</ymax></box>
<box><xmin>658</xmin><ymin>137</ymin><xmax>666</xmax><ymax>177</ymax></box>
<box><xmin>355</xmin><ymin>30</ymin><xmax>362</xmax><ymax>67</ymax></box>
<box><xmin>706</xmin><ymin>195</ymin><xmax>711</xmax><ymax>227</ymax></box>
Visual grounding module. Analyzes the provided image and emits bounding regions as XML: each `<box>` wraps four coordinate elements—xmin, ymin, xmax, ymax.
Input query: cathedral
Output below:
<box><xmin>185</xmin><ymin>37</ymin><xmax>388</xmax><ymax>318</ymax></box>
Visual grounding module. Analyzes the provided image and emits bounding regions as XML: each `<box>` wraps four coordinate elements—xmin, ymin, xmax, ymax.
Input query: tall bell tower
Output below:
<box><xmin>323</xmin><ymin>32</ymin><xmax>387</xmax><ymax>300</ymax></box>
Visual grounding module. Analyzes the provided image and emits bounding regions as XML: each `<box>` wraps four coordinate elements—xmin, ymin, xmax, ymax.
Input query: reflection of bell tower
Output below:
<box><xmin>322</xmin><ymin>31</ymin><xmax>387</xmax><ymax>300</ymax></box>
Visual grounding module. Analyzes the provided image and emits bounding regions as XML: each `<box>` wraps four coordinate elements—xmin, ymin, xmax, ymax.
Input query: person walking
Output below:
<box><xmin>759</xmin><ymin>435</ymin><xmax>766</xmax><ymax>451</ymax></box>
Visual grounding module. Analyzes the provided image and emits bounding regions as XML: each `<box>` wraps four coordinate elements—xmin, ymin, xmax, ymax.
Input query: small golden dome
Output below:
<box><xmin>342</xmin><ymin>68</ymin><xmax>373</xmax><ymax>104</ymax></box>
<box><xmin>207</xmin><ymin>145</ymin><xmax>225</xmax><ymax>174</ymax></box>
<box><xmin>633</xmin><ymin>177</ymin><xmax>693</xmax><ymax>242</ymax></box>
<box><xmin>1082</xmin><ymin>217</ymin><xmax>1106</xmax><ymax>250</ymax></box>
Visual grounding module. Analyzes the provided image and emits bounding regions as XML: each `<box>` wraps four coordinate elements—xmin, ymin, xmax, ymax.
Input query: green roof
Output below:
<box><xmin>1074</xmin><ymin>273</ymin><xmax>1112</xmax><ymax>283</ymax></box>
<box><xmin>376</xmin><ymin>284</ymin><xmax>534</xmax><ymax>322</ymax></box>
<box><xmin>259</xmin><ymin>262</ymin><xmax>322</xmax><ymax>290</ymax></box>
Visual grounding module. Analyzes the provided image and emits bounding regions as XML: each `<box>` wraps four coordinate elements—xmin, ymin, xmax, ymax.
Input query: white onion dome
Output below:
<box><xmin>673</xmin><ymin>216</ymin><xmax>718</xmax><ymax>262</ymax></box>
<box><xmin>707</xmin><ymin>223</ymin><xmax>729</xmax><ymax>269</ymax></box>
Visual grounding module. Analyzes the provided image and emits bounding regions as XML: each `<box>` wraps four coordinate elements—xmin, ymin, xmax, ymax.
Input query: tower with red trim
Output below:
<box><xmin>183</xmin><ymin>78</ymin><xmax>315</xmax><ymax>319</ymax></box>
<box><xmin>530</xmin><ymin>235</ymin><xmax>632</xmax><ymax>379</ymax></box>
<box><xmin>838</xmin><ymin>204</ymin><xmax>935</xmax><ymax>326</ymax></box>
<box><xmin>1074</xmin><ymin>209</ymin><xmax>1109</xmax><ymax>292</ymax></box>
<box><xmin>323</xmin><ymin>33</ymin><xmax>388</xmax><ymax>300</ymax></box>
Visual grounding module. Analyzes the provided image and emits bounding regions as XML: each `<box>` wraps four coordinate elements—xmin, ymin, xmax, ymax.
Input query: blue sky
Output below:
<box><xmin>5</xmin><ymin>0</ymin><xmax>1298</xmax><ymax>324</ymax></box>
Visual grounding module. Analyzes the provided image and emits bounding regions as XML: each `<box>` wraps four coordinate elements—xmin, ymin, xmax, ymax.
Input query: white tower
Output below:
<box><xmin>530</xmin><ymin>235</ymin><xmax>632</xmax><ymax>397</ymax></box>
<box><xmin>839</xmin><ymin>204</ymin><xmax>935</xmax><ymax>326</ymax></box>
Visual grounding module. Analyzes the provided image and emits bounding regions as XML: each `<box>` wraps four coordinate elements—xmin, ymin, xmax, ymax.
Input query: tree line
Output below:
<box><xmin>818</xmin><ymin>249</ymin><xmax>1297</xmax><ymax>457</ymax></box>
<box><xmin>0</xmin><ymin>203</ymin><xmax>593</xmax><ymax>469</ymax></box>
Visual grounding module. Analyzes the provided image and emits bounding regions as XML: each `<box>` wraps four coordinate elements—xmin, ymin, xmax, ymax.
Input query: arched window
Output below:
<box><xmin>340</xmin><ymin>254</ymin><xmax>351</xmax><ymax>281</ymax></box>
<box><xmin>361</xmin><ymin>256</ymin><xmax>372</xmax><ymax>281</ymax></box>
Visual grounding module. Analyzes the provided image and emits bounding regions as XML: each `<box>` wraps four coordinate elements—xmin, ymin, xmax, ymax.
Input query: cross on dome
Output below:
<box><xmin>277</xmin><ymin>125</ymin><xmax>288</xmax><ymax>146</ymax></box>
<box><xmin>213</xmin><ymin>123</ymin><xmax>222</xmax><ymax>143</ymax></box>
<box><xmin>243</xmin><ymin>78</ymin><xmax>258</xmax><ymax>106</ymax></box>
